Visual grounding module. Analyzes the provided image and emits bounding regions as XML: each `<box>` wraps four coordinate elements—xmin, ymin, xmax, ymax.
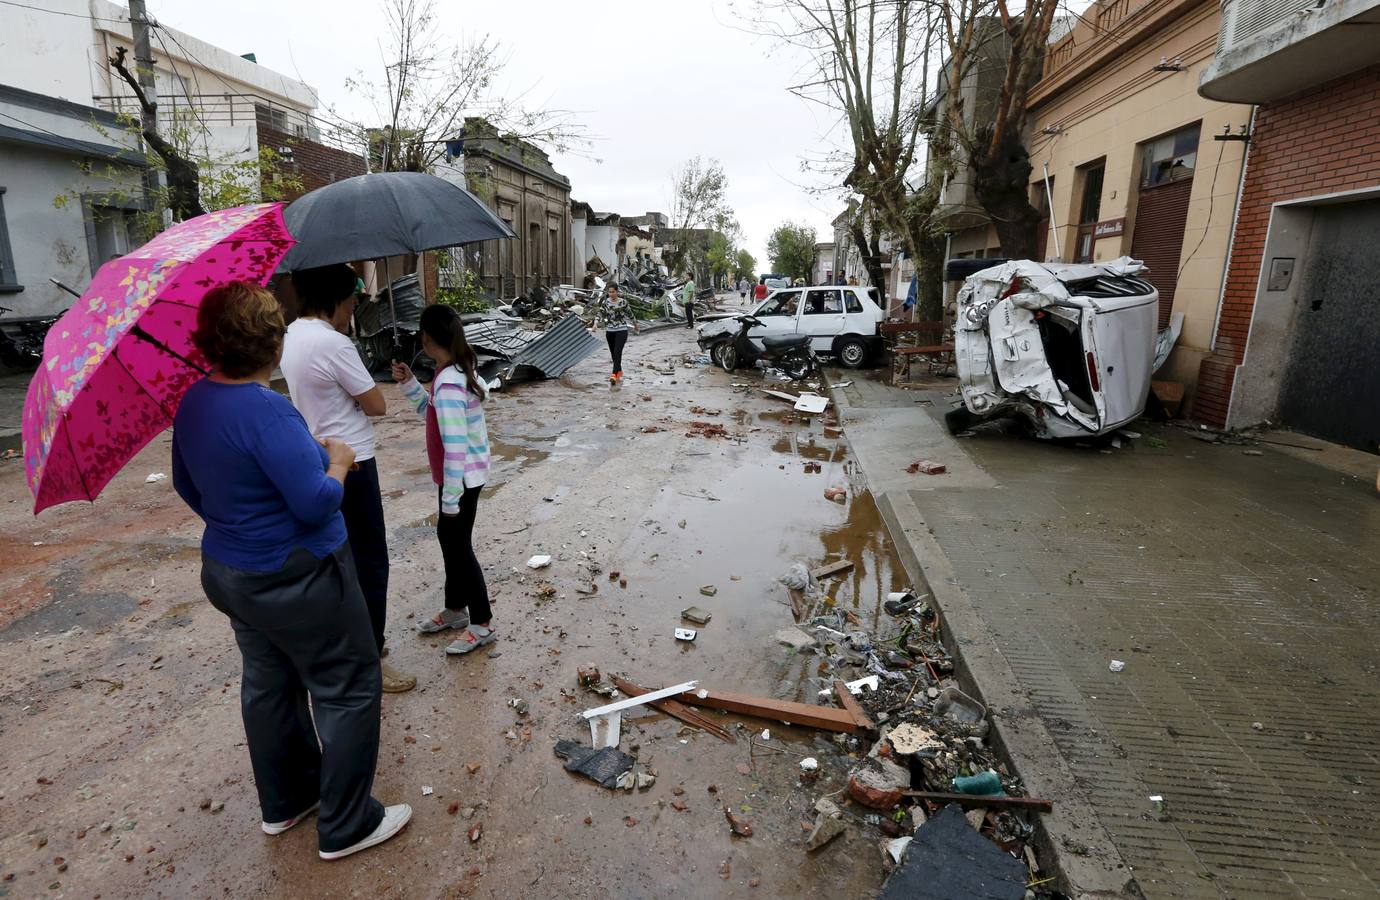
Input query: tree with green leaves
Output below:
<box><xmin>733</xmin><ymin>248</ymin><xmax>757</xmax><ymax>282</ymax></box>
<box><xmin>665</xmin><ymin>156</ymin><xmax>737</xmax><ymax>280</ymax></box>
<box><xmin>767</xmin><ymin>222</ymin><xmax>817</xmax><ymax>282</ymax></box>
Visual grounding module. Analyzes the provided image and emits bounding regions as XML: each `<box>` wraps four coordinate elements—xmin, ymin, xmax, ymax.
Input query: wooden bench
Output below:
<box><xmin>880</xmin><ymin>321</ymin><xmax>954</xmax><ymax>381</ymax></box>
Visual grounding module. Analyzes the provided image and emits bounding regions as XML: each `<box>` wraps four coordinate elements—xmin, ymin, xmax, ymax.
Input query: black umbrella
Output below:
<box><xmin>280</xmin><ymin>172</ymin><xmax>516</xmax><ymax>341</ymax></box>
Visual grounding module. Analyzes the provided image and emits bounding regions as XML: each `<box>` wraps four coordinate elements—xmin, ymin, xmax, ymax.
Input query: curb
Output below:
<box><xmin>825</xmin><ymin>372</ymin><xmax>1137</xmax><ymax>899</ymax></box>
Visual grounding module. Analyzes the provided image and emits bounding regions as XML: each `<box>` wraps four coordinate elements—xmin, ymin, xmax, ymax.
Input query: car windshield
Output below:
<box><xmin>757</xmin><ymin>291</ymin><xmax>800</xmax><ymax>317</ymax></box>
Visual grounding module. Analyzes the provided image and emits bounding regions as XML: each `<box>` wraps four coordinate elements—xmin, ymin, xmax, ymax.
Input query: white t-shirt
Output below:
<box><xmin>280</xmin><ymin>317</ymin><xmax>379</xmax><ymax>461</ymax></box>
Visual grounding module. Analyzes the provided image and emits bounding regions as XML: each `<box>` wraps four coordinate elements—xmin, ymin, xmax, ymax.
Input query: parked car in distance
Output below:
<box><xmin>951</xmin><ymin>256</ymin><xmax>1176</xmax><ymax>439</ymax></box>
<box><xmin>696</xmin><ymin>284</ymin><xmax>885</xmax><ymax>369</ymax></box>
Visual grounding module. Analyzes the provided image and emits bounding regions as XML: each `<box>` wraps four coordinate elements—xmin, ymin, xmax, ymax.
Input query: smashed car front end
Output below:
<box><xmin>953</xmin><ymin>258</ymin><xmax>1160</xmax><ymax>439</ymax></box>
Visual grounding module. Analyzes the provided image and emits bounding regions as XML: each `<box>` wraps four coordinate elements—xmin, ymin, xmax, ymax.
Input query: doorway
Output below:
<box><xmin>1074</xmin><ymin>163</ymin><xmax>1104</xmax><ymax>263</ymax></box>
<box><xmin>1276</xmin><ymin>198</ymin><xmax>1380</xmax><ymax>451</ymax></box>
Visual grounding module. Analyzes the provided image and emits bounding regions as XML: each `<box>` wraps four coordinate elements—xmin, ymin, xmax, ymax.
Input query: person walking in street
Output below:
<box><xmin>391</xmin><ymin>306</ymin><xmax>496</xmax><ymax>657</ymax></box>
<box><xmin>281</xmin><ymin>264</ymin><xmax>415</xmax><ymax>694</ymax></box>
<box><xmin>754</xmin><ymin>277</ymin><xmax>769</xmax><ymax>303</ymax></box>
<box><xmin>738</xmin><ymin>277</ymin><xmax>748</xmax><ymax>301</ymax></box>
<box><xmin>595</xmin><ymin>283</ymin><xmax>637</xmax><ymax>383</ymax></box>
<box><xmin>171</xmin><ymin>281</ymin><xmax>411</xmax><ymax>861</ymax></box>
<box><xmin>682</xmin><ymin>273</ymin><xmax>696</xmax><ymax>328</ymax></box>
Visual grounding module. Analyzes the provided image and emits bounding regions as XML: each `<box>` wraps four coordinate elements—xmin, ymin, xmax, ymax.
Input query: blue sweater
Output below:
<box><xmin>172</xmin><ymin>379</ymin><xmax>347</xmax><ymax>572</ymax></box>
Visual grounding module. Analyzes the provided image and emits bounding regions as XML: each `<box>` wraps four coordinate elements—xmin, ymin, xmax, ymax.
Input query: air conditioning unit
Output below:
<box><xmin>1217</xmin><ymin>0</ymin><xmax>1316</xmax><ymax>53</ymax></box>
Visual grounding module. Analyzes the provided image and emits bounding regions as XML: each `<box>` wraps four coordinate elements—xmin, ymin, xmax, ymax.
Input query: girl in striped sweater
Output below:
<box><xmin>391</xmin><ymin>306</ymin><xmax>495</xmax><ymax>656</ymax></box>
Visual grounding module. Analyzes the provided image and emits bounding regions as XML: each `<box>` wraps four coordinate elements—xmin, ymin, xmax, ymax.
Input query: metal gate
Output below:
<box><xmin>1130</xmin><ymin>178</ymin><xmax>1194</xmax><ymax>327</ymax></box>
<box><xmin>1277</xmin><ymin>199</ymin><xmax>1380</xmax><ymax>452</ymax></box>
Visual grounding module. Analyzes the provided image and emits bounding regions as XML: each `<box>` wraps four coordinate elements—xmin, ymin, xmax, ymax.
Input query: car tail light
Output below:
<box><xmin>1086</xmin><ymin>352</ymin><xmax>1101</xmax><ymax>392</ymax></box>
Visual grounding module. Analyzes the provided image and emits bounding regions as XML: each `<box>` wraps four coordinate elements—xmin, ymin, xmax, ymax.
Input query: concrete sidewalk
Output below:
<box><xmin>833</xmin><ymin>373</ymin><xmax>1380</xmax><ymax>899</ymax></box>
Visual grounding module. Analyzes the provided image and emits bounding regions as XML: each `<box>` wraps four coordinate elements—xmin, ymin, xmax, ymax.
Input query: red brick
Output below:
<box><xmin>1198</xmin><ymin>63</ymin><xmax>1380</xmax><ymax>419</ymax></box>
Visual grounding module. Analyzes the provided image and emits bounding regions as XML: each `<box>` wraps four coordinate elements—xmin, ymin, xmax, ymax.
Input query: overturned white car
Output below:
<box><xmin>950</xmin><ymin>257</ymin><xmax>1180</xmax><ymax>439</ymax></box>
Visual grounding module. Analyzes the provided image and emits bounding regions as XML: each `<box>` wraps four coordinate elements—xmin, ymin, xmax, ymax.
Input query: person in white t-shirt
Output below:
<box><xmin>282</xmin><ymin>264</ymin><xmax>415</xmax><ymax>694</ymax></box>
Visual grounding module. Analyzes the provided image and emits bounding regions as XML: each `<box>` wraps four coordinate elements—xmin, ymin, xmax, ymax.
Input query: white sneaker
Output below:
<box><xmin>262</xmin><ymin>801</ymin><xmax>320</xmax><ymax>835</ymax></box>
<box><xmin>318</xmin><ymin>804</ymin><xmax>412</xmax><ymax>860</ymax></box>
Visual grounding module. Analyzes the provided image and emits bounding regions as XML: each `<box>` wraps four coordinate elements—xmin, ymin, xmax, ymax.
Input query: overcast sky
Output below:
<box><xmin>153</xmin><ymin>0</ymin><xmax>852</xmax><ymax>268</ymax></box>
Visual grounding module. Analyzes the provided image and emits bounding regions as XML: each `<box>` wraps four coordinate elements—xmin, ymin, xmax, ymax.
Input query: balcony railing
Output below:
<box><xmin>93</xmin><ymin>91</ymin><xmax>361</xmax><ymax>155</ymax></box>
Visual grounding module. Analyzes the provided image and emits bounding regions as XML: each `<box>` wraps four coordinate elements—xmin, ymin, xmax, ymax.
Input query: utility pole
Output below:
<box><xmin>127</xmin><ymin>0</ymin><xmax>166</xmax><ymax>226</ymax></box>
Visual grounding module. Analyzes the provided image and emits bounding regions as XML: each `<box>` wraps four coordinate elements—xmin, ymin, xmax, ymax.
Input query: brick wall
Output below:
<box><xmin>258</xmin><ymin>124</ymin><xmax>366</xmax><ymax>201</ymax></box>
<box><xmin>1195</xmin><ymin>64</ymin><xmax>1380</xmax><ymax>425</ymax></box>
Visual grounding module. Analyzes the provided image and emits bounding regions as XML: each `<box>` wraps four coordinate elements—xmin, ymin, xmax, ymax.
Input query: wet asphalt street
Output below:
<box><xmin>0</xmin><ymin>322</ymin><xmax>907</xmax><ymax>898</ymax></box>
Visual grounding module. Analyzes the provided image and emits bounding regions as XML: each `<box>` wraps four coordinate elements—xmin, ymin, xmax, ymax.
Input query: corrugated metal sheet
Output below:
<box><xmin>500</xmin><ymin>314</ymin><xmax>600</xmax><ymax>379</ymax></box>
<box><xmin>463</xmin><ymin>318</ymin><xmax>534</xmax><ymax>358</ymax></box>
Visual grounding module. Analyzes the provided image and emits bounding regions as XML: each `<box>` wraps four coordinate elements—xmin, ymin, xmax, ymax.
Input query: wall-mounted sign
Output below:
<box><xmin>1094</xmin><ymin>217</ymin><xmax>1126</xmax><ymax>239</ymax></box>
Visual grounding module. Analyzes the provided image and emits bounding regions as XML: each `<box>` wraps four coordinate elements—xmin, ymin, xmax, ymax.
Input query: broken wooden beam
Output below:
<box><xmin>675</xmin><ymin>686</ymin><xmax>865</xmax><ymax>735</ymax></box>
<box><xmin>832</xmin><ymin>679</ymin><xmax>876</xmax><ymax>731</ymax></box>
<box><xmin>811</xmin><ymin>559</ymin><xmax>855</xmax><ymax>580</ymax></box>
<box><xmin>902</xmin><ymin>791</ymin><xmax>1053</xmax><ymax>813</ymax></box>
<box><xmin>610</xmin><ymin>675</ymin><xmax>736</xmax><ymax>743</ymax></box>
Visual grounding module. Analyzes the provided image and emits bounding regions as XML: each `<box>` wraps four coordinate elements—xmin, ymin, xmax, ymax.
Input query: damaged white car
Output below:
<box><xmin>950</xmin><ymin>257</ymin><xmax>1181</xmax><ymax>439</ymax></box>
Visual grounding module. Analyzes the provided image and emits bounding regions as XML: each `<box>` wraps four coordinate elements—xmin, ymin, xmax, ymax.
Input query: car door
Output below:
<box><xmin>799</xmin><ymin>288</ymin><xmax>845</xmax><ymax>352</ymax></box>
<box><xmin>750</xmin><ymin>290</ymin><xmax>802</xmax><ymax>347</ymax></box>
<box><xmin>842</xmin><ymin>289</ymin><xmax>877</xmax><ymax>337</ymax></box>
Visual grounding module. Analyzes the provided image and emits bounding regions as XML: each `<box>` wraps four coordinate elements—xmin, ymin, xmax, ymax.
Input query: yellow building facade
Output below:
<box><xmin>1028</xmin><ymin>0</ymin><xmax>1253</xmax><ymax>406</ymax></box>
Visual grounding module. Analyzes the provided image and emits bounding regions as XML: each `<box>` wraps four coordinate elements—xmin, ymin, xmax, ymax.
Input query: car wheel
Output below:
<box><xmin>837</xmin><ymin>336</ymin><xmax>868</xmax><ymax>369</ymax></box>
<box><xmin>715</xmin><ymin>342</ymin><xmax>738</xmax><ymax>372</ymax></box>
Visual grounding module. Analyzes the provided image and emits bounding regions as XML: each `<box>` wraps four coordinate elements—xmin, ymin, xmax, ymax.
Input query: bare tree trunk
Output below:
<box><xmin>849</xmin><ymin>218</ymin><xmax>886</xmax><ymax>297</ymax></box>
<box><xmin>110</xmin><ymin>46</ymin><xmax>205</xmax><ymax>221</ymax></box>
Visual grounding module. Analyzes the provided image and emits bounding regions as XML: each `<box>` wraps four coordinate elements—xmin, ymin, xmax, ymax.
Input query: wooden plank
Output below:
<box><xmin>811</xmin><ymin>559</ymin><xmax>855</xmax><ymax>579</ymax></box>
<box><xmin>903</xmin><ymin>791</ymin><xmax>1053</xmax><ymax>813</ymax></box>
<box><xmin>675</xmin><ymin>687</ymin><xmax>864</xmax><ymax>735</ymax></box>
<box><xmin>610</xmin><ymin>676</ymin><xmax>736</xmax><ymax>743</ymax></box>
<box><xmin>832</xmin><ymin>679</ymin><xmax>875</xmax><ymax>731</ymax></box>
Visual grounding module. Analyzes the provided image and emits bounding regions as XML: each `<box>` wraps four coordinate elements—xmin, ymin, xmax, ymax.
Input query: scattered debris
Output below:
<box><xmin>468</xmin><ymin>823</ymin><xmax>483</xmax><ymax>843</ymax></box>
<box><xmin>144</xmin><ymin>472</ymin><xmax>167</xmax><ymax>484</ymax></box>
<box><xmin>953</xmin><ymin>770</ymin><xmax>1004</xmax><ymax>796</ymax></box>
<box><xmin>680</xmin><ymin>606</ymin><xmax>712</xmax><ymax>625</ymax></box>
<box><xmin>799</xmin><ymin>757</ymin><xmax>820</xmax><ymax>784</ymax></box>
<box><xmin>878</xmin><ymin>804</ymin><xmax>1026</xmax><ymax>900</ymax></box>
<box><xmin>526</xmin><ymin>555</ymin><xmax>552</xmax><ymax>570</ymax></box>
<box><xmin>775</xmin><ymin>626</ymin><xmax>818</xmax><ymax>652</ymax></box>
<box><xmin>699</xmin><ymin>584</ymin><xmax>718</xmax><ymax>597</ymax></box>
<box><xmin>421</xmin><ymin>786</ymin><xmax>434</xmax><ymax>796</ymax></box>
<box><xmin>805</xmin><ymin>811</ymin><xmax>846</xmax><ymax>852</ymax></box>
<box><xmin>823</xmin><ymin>485</ymin><xmax>847</xmax><ymax>503</ymax></box>
<box><xmin>887</xmin><ymin>722</ymin><xmax>944</xmax><ymax>756</ymax></box>
<box><xmin>553</xmin><ymin>740</ymin><xmax>635</xmax><ymax>789</ymax></box>
<box><xmin>847</xmin><ymin>757</ymin><xmax>911</xmax><ymax>810</ymax></box>
<box><xmin>793</xmin><ymin>393</ymin><xmax>830</xmax><ymax>414</ymax></box>
<box><xmin>674</xmin><ymin>628</ymin><xmax>697</xmax><ymax>642</ymax></box>
<box><xmin>905</xmin><ymin>460</ymin><xmax>947</xmax><ymax>475</ymax></box>
<box><xmin>582</xmin><ymin>680</ymin><xmax>699</xmax><ymax>748</ymax></box>
<box><xmin>724</xmin><ymin>808</ymin><xmax>754</xmax><ymax>837</ymax></box>
<box><xmin>903</xmin><ymin>791</ymin><xmax>1052</xmax><ymax>812</ymax></box>
<box><xmin>1109</xmin><ymin>659</ymin><xmax>1126</xmax><ymax>673</ymax></box>
<box><xmin>886</xmin><ymin>836</ymin><xmax>912</xmax><ymax>864</ymax></box>
<box><xmin>677</xmin><ymin>685</ymin><xmax>867</xmax><ymax>735</ymax></box>
<box><xmin>810</xmin><ymin>559</ymin><xmax>855</xmax><ymax>580</ymax></box>
<box><xmin>608</xmin><ymin>675</ymin><xmax>735</xmax><ymax>743</ymax></box>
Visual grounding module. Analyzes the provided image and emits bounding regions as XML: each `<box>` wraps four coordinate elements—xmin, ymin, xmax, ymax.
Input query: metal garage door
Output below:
<box><xmin>1277</xmin><ymin>199</ymin><xmax>1380</xmax><ymax>452</ymax></box>
<box><xmin>1131</xmin><ymin>178</ymin><xmax>1194</xmax><ymax>328</ymax></box>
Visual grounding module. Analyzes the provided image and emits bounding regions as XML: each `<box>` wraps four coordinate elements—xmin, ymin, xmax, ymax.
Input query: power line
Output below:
<box><xmin>0</xmin><ymin>0</ymin><xmax>127</xmax><ymax>22</ymax></box>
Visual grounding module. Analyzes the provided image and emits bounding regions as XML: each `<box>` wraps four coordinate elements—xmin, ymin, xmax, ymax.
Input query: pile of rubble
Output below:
<box><xmin>548</xmin><ymin>560</ymin><xmax>1061</xmax><ymax>897</ymax></box>
<box><xmin>778</xmin><ymin>581</ymin><xmax>1051</xmax><ymax>897</ymax></box>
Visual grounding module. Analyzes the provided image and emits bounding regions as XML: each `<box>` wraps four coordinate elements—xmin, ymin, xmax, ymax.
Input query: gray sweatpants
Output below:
<box><xmin>201</xmin><ymin>544</ymin><xmax>385</xmax><ymax>853</ymax></box>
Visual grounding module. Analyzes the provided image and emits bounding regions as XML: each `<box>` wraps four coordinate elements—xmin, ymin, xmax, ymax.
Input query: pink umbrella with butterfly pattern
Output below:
<box><xmin>22</xmin><ymin>203</ymin><xmax>294</xmax><ymax>513</ymax></box>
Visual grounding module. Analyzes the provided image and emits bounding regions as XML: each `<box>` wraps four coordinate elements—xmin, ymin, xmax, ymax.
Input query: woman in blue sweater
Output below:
<box><xmin>171</xmin><ymin>281</ymin><xmax>410</xmax><ymax>861</ymax></box>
